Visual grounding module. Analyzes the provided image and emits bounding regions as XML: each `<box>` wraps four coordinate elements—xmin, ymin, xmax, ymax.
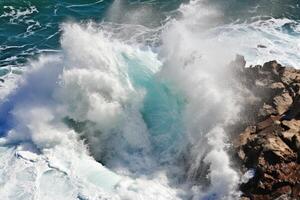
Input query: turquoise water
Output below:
<box><xmin>124</xmin><ymin>54</ymin><xmax>185</xmax><ymax>156</ymax></box>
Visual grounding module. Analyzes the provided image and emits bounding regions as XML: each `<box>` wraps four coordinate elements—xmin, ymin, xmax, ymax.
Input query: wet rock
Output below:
<box><xmin>257</xmin><ymin>44</ymin><xmax>267</xmax><ymax>49</ymax></box>
<box><xmin>230</xmin><ymin>58</ymin><xmax>300</xmax><ymax>200</ymax></box>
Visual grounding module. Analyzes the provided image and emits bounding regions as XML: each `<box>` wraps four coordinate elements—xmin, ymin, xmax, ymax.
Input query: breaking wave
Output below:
<box><xmin>0</xmin><ymin>0</ymin><xmax>300</xmax><ymax>199</ymax></box>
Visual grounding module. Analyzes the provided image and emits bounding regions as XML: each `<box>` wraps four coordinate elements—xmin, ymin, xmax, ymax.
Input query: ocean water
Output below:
<box><xmin>0</xmin><ymin>0</ymin><xmax>299</xmax><ymax>200</ymax></box>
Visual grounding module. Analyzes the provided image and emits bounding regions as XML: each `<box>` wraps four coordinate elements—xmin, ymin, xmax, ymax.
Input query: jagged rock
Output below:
<box><xmin>231</xmin><ymin>58</ymin><xmax>300</xmax><ymax>200</ymax></box>
<box><xmin>273</xmin><ymin>92</ymin><xmax>293</xmax><ymax>115</ymax></box>
<box><xmin>282</xmin><ymin>130</ymin><xmax>297</xmax><ymax>142</ymax></box>
<box><xmin>282</xmin><ymin>120</ymin><xmax>300</xmax><ymax>132</ymax></box>
<box><xmin>258</xmin><ymin>103</ymin><xmax>278</xmax><ymax>117</ymax></box>
<box><xmin>281</xmin><ymin>67</ymin><xmax>300</xmax><ymax>85</ymax></box>
<box><xmin>263</xmin><ymin>136</ymin><xmax>295</xmax><ymax>161</ymax></box>
<box><xmin>262</xmin><ymin>60</ymin><xmax>282</xmax><ymax>76</ymax></box>
<box><xmin>236</xmin><ymin>126</ymin><xmax>257</xmax><ymax>146</ymax></box>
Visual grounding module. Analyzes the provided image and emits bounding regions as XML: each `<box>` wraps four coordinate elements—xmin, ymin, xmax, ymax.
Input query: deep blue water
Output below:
<box><xmin>0</xmin><ymin>0</ymin><xmax>184</xmax><ymax>67</ymax></box>
<box><xmin>1</xmin><ymin>0</ymin><xmax>300</xmax><ymax>68</ymax></box>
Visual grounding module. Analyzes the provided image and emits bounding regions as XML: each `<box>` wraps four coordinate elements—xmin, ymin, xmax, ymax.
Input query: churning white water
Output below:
<box><xmin>0</xmin><ymin>0</ymin><xmax>300</xmax><ymax>199</ymax></box>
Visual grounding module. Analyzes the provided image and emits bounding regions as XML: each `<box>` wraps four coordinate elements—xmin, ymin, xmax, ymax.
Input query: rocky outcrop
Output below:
<box><xmin>233</xmin><ymin>58</ymin><xmax>300</xmax><ymax>200</ymax></box>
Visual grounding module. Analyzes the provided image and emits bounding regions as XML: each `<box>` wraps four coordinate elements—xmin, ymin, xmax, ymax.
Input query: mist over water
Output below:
<box><xmin>0</xmin><ymin>0</ymin><xmax>300</xmax><ymax>199</ymax></box>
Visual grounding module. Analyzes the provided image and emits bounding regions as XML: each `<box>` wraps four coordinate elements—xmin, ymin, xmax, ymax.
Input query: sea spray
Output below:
<box><xmin>0</xmin><ymin>22</ymin><xmax>186</xmax><ymax>199</ymax></box>
<box><xmin>159</xmin><ymin>0</ymin><xmax>242</xmax><ymax>198</ymax></box>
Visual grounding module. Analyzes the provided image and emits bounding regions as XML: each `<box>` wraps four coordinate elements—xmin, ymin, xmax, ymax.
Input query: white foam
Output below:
<box><xmin>1</xmin><ymin>5</ymin><xmax>38</xmax><ymax>24</ymax></box>
<box><xmin>1</xmin><ymin>0</ymin><xmax>300</xmax><ymax>199</ymax></box>
<box><xmin>212</xmin><ymin>18</ymin><xmax>300</xmax><ymax>67</ymax></box>
<box><xmin>0</xmin><ymin>22</ymin><xmax>181</xmax><ymax>200</ymax></box>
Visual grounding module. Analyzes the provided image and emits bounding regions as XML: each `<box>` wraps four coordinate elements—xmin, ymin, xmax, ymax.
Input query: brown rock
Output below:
<box><xmin>282</xmin><ymin>119</ymin><xmax>300</xmax><ymax>132</ymax></box>
<box><xmin>282</xmin><ymin>131</ymin><xmax>297</xmax><ymax>142</ymax></box>
<box><xmin>273</xmin><ymin>185</ymin><xmax>292</xmax><ymax>199</ymax></box>
<box><xmin>252</xmin><ymin>194</ymin><xmax>272</xmax><ymax>200</ymax></box>
<box><xmin>232</xmin><ymin>59</ymin><xmax>300</xmax><ymax>199</ymax></box>
<box><xmin>273</xmin><ymin>92</ymin><xmax>293</xmax><ymax>115</ymax></box>
<box><xmin>257</xmin><ymin>125</ymin><xmax>277</xmax><ymax>137</ymax></box>
<box><xmin>281</xmin><ymin>67</ymin><xmax>300</xmax><ymax>85</ymax></box>
<box><xmin>234</xmin><ymin>126</ymin><xmax>257</xmax><ymax>147</ymax></box>
<box><xmin>274</xmin><ymin>194</ymin><xmax>290</xmax><ymax>200</ymax></box>
<box><xmin>292</xmin><ymin>184</ymin><xmax>300</xmax><ymax>199</ymax></box>
<box><xmin>280</xmin><ymin>120</ymin><xmax>300</xmax><ymax>150</ymax></box>
<box><xmin>264</xmin><ymin>136</ymin><xmax>295</xmax><ymax>161</ymax></box>
<box><xmin>270</xmin><ymin>82</ymin><xmax>285</xmax><ymax>89</ymax></box>
<box><xmin>257</xmin><ymin>118</ymin><xmax>274</xmax><ymax>130</ymax></box>
<box><xmin>259</xmin><ymin>104</ymin><xmax>277</xmax><ymax>117</ymax></box>
<box><xmin>262</xmin><ymin>61</ymin><xmax>280</xmax><ymax>71</ymax></box>
<box><xmin>240</xmin><ymin>197</ymin><xmax>250</xmax><ymax>200</ymax></box>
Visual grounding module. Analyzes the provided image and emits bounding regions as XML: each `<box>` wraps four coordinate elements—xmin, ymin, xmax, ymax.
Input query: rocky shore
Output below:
<box><xmin>232</xmin><ymin>57</ymin><xmax>300</xmax><ymax>200</ymax></box>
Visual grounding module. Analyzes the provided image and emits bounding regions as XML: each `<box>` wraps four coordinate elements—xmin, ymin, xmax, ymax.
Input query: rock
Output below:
<box><xmin>270</xmin><ymin>82</ymin><xmax>285</xmax><ymax>90</ymax></box>
<box><xmin>273</xmin><ymin>186</ymin><xmax>292</xmax><ymax>198</ymax></box>
<box><xmin>231</xmin><ymin>55</ymin><xmax>247</xmax><ymax>75</ymax></box>
<box><xmin>257</xmin><ymin>44</ymin><xmax>267</xmax><ymax>49</ymax></box>
<box><xmin>232</xmin><ymin>59</ymin><xmax>300</xmax><ymax>200</ymax></box>
<box><xmin>258</xmin><ymin>104</ymin><xmax>277</xmax><ymax>117</ymax></box>
<box><xmin>240</xmin><ymin>197</ymin><xmax>250</xmax><ymax>200</ymax></box>
<box><xmin>274</xmin><ymin>194</ymin><xmax>290</xmax><ymax>200</ymax></box>
<box><xmin>292</xmin><ymin>184</ymin><xmax>300</xmax><ymax>199</ymax></box>
<box><xmin>264</xmin><ymin>136</ymin><xmax>295</xmax><ymax>161</ymax></box>
<box><xmin>281</xmin><ymin>67</ymin><xmax>300</xmax><ymax>85</ymax></box>
<box><xmin>280</xmin><ymin>120</ymin><xmax>300</xmax><ymax>151</ymax></box>
<box><xmin>262</xmin><ymin>60</ymin><xmax>282</xmax><ymax>75</ymax></box>
<box><xmin>237</xmin><ymin>126</ymin><xmax>257</xmax><ymax>146</ymax></box>
<box><xmin>257</xmin><ymin>117</ymin><xmax>274</xmax><ymax>130</ymax></box>
<box><xmin>282</xmin><ymin>130</ymin><xmax>297</xmax><ymax>142</ymax></box>
<box><xmin>282</xmin><ymin>119</ymin><xmax>300</xmax><ymax>132</ymax></box>
<box><xmin>273</xmin><ymin>92</ymin><xmax>293</xmax><ymax>115</ymax></box>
